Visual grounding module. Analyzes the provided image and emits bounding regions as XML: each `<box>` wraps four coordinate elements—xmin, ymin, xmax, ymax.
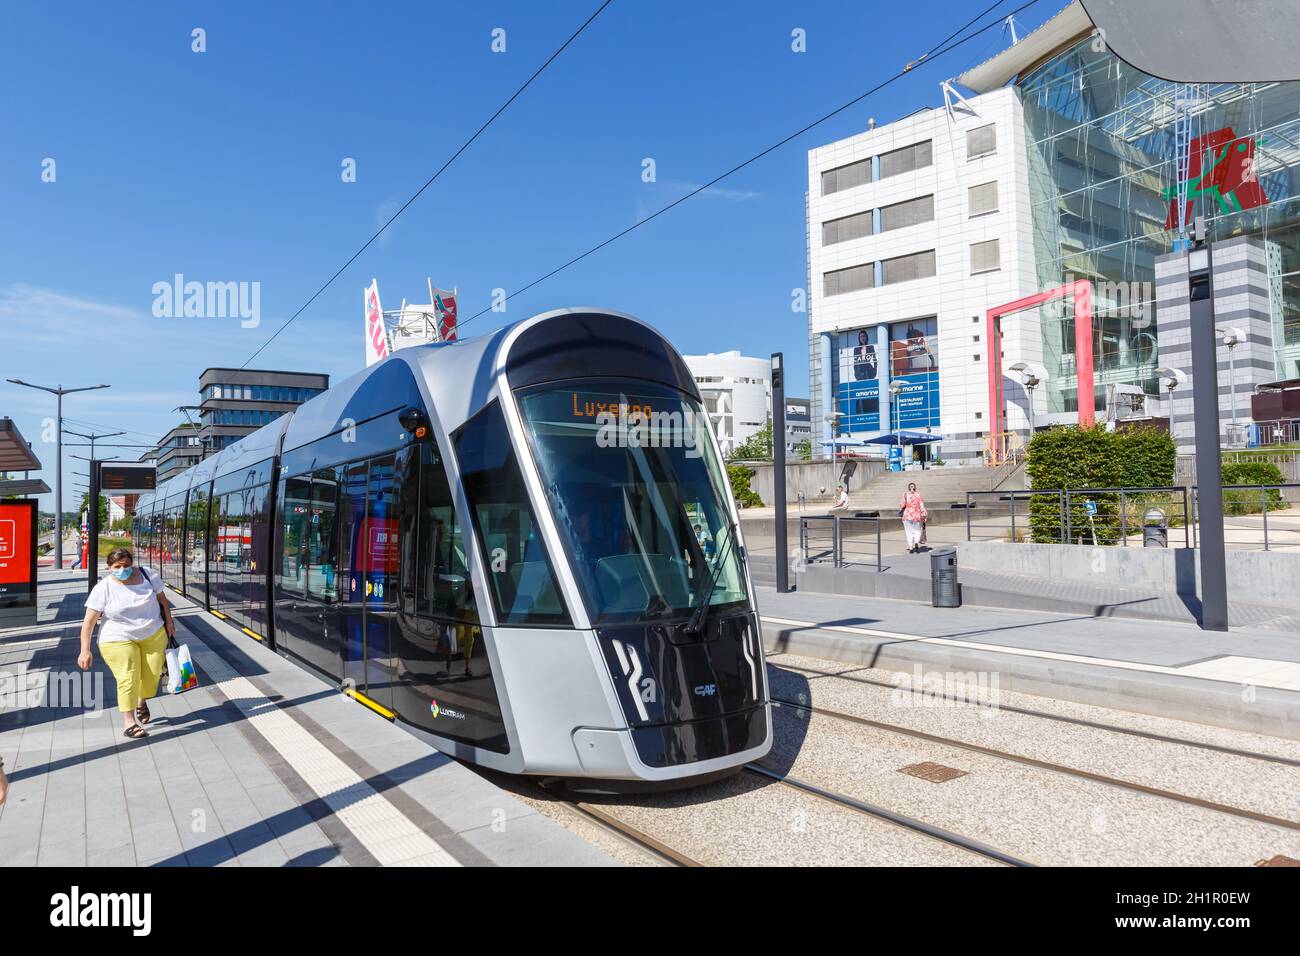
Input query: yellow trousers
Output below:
<box><xmin>99</xmin><ymin>627</ymin><xmax>168</xmax><ymax>712</ymax></box>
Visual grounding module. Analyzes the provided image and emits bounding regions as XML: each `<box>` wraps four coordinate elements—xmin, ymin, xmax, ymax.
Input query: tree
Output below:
<box><xmin>794</xmin><ymin>437</ymin><xmax>812</xmax><ymax>461</ymax></box>
<box><xmin>729</xmin><ymin>420</ymin><xmax>774</xmax><ymax>462</ymax></box>
<box><xmin>79</xmin><ymin>493</ymin><xmax>108</xmax><ymax>530</ymax></box>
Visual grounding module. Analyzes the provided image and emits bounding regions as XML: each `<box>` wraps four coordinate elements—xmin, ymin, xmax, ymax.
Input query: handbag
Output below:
<box><xmin>164</xmin><ymin>641</ymin><xmax>198</xmax><ymax>694</ymax></box>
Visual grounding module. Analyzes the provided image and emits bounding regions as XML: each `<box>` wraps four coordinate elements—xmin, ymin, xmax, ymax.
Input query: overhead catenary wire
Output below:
<box><xmin>455</xmin><ymin>0</ymin><xmax>1041</xmax><ymax>336</ymax></box>
<box><xmin>240</xmin><ymin>0</ymin><xmax>616</xmax><ymax>370</ymax></box>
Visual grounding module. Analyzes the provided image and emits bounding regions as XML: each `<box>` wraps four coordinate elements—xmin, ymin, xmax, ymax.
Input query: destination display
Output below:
<box><xmin>99</xmin><ymin>463</ymin><xmax>157</xmax><ymax>493</ymax></box>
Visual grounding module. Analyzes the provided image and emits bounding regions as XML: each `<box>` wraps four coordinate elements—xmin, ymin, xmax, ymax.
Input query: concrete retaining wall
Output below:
<box><xmin>748</xmin><ymin>459</ymin><xmax>887</xmax><ymax>505</ymax></box>
<box><xmin>957</xmin><ymin>540</ymin><xmax>1300</xmax><ymax>609</ymax></box>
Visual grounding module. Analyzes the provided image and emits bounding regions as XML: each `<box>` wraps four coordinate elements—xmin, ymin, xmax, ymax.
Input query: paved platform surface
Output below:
<box><xmin>0</xmin><ymin>570</ymin><xmax>614</xmax><ymax>867</ymax></box>
<box><xmin>750</xmin><ymin>548</ymin><xmax>1300</xmax><ymax>631</ymax></box>
<box><xmin>754</xmin><ymin>585</ymin><xmax>1300</xmax><ymax>741</ymax></box>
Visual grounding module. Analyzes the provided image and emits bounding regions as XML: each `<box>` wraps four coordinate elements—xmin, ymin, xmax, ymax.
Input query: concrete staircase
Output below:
<box><xmin>844</xmin><ymin>462</ymin><xmax>1025</xmax><ymax>512</ymax></box>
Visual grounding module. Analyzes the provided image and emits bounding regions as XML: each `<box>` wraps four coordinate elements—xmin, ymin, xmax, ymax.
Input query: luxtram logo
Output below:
<box><xmin>50</xmin><ymin>886</ymin><xmax>152</xmax><ymax>936</ymax></box>
<box><xmin>429</xmin><ymin>699</ymin><xmax>466</xmax><ymax>721</ymax></box>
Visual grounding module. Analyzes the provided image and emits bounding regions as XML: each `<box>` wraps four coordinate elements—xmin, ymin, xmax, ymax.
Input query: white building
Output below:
<box><xmin>807</xmin><ymin>0</ymin><xmax>1300</xmax><ymax>462</ymax></box>
<box><xmin>806</xmin><ymin>86</ymin><xmax>1041</xmax><ymax>465</ymax></box>
<box><xmin>683</xmin><ymin>351</ymin><xmax>772</xmax><ymax>457</ymax></box>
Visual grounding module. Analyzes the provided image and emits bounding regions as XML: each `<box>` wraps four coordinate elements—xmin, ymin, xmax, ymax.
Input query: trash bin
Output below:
<box><xmin>930</xmin><ymin>547</ymin><xmax>961</xmax><ymax>608</ymax></box>
<box><xmin>1142</xmin><ymin>507</ymin><xmax>1168</xmax><ymax>548</ymax></box>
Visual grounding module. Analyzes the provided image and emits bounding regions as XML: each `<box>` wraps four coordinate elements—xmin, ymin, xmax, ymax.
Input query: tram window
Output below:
<box><xmin>415</xmin><ymin>441</ymin><xmax>477</xmax><ymax>623</ymax></box>
<box><xmin>279</xmin><ymin>475</ymin><xmax>311</xmax><ymax>596</ymax></box>
<box><xmin>454</xmin><ymin>401</ymin><xmax>570</xmax><ymax>627</ymax></box>
<box><xmin>305</xmin><ymin>467</ymin><xmax>339</xmax><ymax>602</ymax></box>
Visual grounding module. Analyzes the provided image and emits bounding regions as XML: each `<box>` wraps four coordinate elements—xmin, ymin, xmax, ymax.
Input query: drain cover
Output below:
<box><xmin>899</xmin><ymin>761</ymin><xmax>968</xmax><ymax>783</ymax></box>
<box><xmin>1256</xmin><ymin>855</ymin><xmax>1300</xmax><ymax>867</ymax></box>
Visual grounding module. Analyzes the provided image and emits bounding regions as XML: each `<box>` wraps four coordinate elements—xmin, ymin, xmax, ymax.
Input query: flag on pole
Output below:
<box><xmin>433</xmin><ymin>287</ymin><xmax>457</xmax><ymax>341</ymax></box>
<box><xmin>364</xmin><ymin>279</ymin><xmax>389</xmax><ymax>367</ymax></box>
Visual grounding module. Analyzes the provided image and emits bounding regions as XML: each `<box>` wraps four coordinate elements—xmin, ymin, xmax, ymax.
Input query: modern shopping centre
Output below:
<box><xmin>806</xmin><ymin>0</ymin><xmax>1300</xmax><ymax>463</ymax></box>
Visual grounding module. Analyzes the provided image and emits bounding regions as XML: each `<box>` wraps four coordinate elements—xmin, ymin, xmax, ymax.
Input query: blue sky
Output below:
<box><xmin>0</xmin><ymin>0</ymin><xmax>1064</xmax><ymax>511</ymax></box>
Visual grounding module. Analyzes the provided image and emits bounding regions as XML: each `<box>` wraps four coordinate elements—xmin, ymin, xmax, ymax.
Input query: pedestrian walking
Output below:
<box><xmin>899</xmin><ymin>482</ymin><xmax>928</xmax><ymax>553</ymax></box>
<box><xmin>77</xmin><ymin>547</ymin><xmax>175</xmax><ymax>739</ymax></box>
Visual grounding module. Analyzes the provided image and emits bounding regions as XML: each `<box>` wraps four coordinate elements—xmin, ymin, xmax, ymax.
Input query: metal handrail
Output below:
<box><xmin>964</xmin><ymin>483</ymin><xmax>1297</xmax><ymax>551</ymax></box>
<box><xmin>798</xmin><ymin>514</ymin><xmax>882</xmax><ymax>571</ymax></box>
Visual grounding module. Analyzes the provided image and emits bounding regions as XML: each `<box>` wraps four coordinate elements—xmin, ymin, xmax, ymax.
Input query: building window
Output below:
<box><xmin>879</xmin><ymin>194</ymin><xmax>934</xmax><ymax>232</ymax></box>
<box><xmin>968</xmin><ymin>181</ymin><xmax>998</xmax><ymax>217</ymax></box>
<box><xmin>823</xmin><ymin>263</ymin><xmax>875</xmax><ymax>296</ymax></box>
<box><xmin>974</xmin><ymin>354</ymin><xmax>981</xmax><ymax>362</ymax></box>
<box><xmin>967</xmin><ymin>124</ymin><xmax>996</xmax><ymax>159</ymax></box>
<box><xmin>822</xmin><ymin>210</ymin><xmax>873</xmax><ymax>245</ymax></box>
<box><xmin>821</xmin><ymin>158</ymin><xmax>871</xmax><ymax>196</ymax></box>
<box><xmin>879</xmin><ymin>140</ymin><xmax>932</xmax><ymax>178</ymax></box>
<box><xmin>971</xmin><ymin>239</ymin><xmax>1001</xmax><ymax>274</ymax></box>
<box><xmin>880</xmin><ymin>249</ymin><xmax>936</xmax><ymax>285</ymax></box>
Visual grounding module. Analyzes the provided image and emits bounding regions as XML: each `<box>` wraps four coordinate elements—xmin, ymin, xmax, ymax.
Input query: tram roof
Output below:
<box><xmin>138</xmin><ymin>308</ymin><xmax>691</xmax><ymax>509</ymax></box>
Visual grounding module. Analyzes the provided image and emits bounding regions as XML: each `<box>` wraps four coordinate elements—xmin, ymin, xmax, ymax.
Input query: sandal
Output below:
<box><xmin>123</xmin><ymin>725</ymin><xmax>148</xmax><ymax>739</ymax></box>
<box><xmin>135</xmin><ymin>700</ymin><xmax>151</xmax><ymax>725</ymax></box>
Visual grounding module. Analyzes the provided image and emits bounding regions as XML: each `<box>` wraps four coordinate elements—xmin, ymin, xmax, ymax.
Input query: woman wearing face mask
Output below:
<box><xmin>78</xmin><ymin>547</ymin><xmax>176</xmax><ymax>739</ymax></box>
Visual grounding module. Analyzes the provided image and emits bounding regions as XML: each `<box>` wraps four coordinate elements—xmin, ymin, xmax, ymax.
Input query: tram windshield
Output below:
<box><xmin>517</xmin><ymin>378</ymin><xmax>748</xmax><ymax>625</ymax></box>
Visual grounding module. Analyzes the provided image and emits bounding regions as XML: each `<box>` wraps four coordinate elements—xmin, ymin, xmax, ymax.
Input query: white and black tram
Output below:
<box><xmin>132</xmin><ymin>308</ymin><xmax>772</xmax><ymax>784</ymax></box>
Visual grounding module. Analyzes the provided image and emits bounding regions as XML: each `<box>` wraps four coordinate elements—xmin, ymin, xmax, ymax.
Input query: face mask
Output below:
<box><xmin>110</xmin><ymin>567</ymin><xmax>133</xmax><ymax>581</ymax></box>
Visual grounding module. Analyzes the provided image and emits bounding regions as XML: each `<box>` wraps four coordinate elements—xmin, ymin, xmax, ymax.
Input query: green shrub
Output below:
<box><xmin>1222</xmin><ymin>461</ymin><xmax>1285</xmax><ymax>513</ymax></box>
<box><xmin>1024</xmin><ymin>425</ymin><xmax>1176</xmax><ymax>543</ymax></box>
<box><xmin>728</xmin><ymin>463</ymin><xmax>763</xmax><ymax>508</ymax></box>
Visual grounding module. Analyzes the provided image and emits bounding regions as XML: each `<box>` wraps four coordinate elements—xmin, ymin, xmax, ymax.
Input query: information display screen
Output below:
<box><xmin>0</xmin><ymin>500</ymin><xmax>37</xmax><ymax>608</ymax></box>
<box><xmin>100</xmin><ymin>464</ymin><xmax>157</xmax><ymax>493</ymax></box>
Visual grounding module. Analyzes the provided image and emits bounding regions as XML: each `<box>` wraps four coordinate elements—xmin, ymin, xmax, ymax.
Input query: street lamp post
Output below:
<box><xmin>888</xmin><ymin>380</ymin><xmax>904</xmax><ymax>469</ymax></box>
<box><xmin>1006</xmin><ymin>362</ymin><xmax>1047</xmax><ymax>455</ymax></box>
<box><xmin>66</xmin><ymin>428</ymin><xmax>126</xmax><ymax>469</ymax></box>
<box><xmin>6</xmin><ymin>379</ymin><xmax>110</xmax><ymax>570</ymax></box>
<box><xmin>1217</xmin><ymin>326</ymin><xmax>1245</xmax><ymax>445</ymax></box>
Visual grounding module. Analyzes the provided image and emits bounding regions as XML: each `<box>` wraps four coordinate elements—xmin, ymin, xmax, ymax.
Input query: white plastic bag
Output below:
<box><xmin>164</xmin><ymin>643</ymin><xmax>198</xmax><ymax>694</ymax></box>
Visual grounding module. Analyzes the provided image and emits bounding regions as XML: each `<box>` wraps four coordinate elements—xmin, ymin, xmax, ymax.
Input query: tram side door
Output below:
<box><xmin>339</xmin><ymin>461</ymin><xmax>369</xmax><ymax>698</ymax></box>
<box><xmin>339</xmin><ymin>455</ymin><xmax>400</xmax><ymax>712</ymax></box>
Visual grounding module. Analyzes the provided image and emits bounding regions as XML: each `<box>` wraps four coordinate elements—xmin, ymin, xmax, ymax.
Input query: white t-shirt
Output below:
<box><xmin>85</xmin><ymin>567</ymin><xmax>166</xmax><ymax>644</ymax></box>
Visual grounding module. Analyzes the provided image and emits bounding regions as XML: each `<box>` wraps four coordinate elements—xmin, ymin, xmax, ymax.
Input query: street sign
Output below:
<box><xmin>99</xmin><ymin>463</ymin><xmax>156</xmax><ymax>494</ymax></box>
<box><xmin>1084</xmin><ymin>500</ymin><xmax>1098</xmax><ymax>516</ymax></box>
<box><xmin>0</xmin><ymin>500</ymin><xmax>37</xmax><ymax>608</ymax></box>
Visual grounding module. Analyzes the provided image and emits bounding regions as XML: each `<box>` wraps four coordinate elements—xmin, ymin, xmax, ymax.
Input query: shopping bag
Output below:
<box><xmin>164</xmin><ymin>643</ymin><xmax>199</xmax><ymax>694</ymax></box>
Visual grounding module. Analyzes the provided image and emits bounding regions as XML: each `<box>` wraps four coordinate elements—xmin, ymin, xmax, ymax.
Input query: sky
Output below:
<box><xmin>0</xmin><ymin>0</ymin><xmax>1066</xmax><ymax>512</ymax></box>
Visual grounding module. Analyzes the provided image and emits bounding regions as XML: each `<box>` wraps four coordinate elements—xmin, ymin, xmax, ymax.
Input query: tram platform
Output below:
<box><xmin>755</xmin><ymin>585</ymin><xmax>1300</xmax><ymax>742</ymax></box>
<box><xmin>0</xmin><ymin>569</ymin><xmax>614</xmax><ymax>867</ymax></box>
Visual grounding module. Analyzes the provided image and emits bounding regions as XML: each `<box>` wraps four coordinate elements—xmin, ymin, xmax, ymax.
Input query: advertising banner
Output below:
<box><xmin>0</xmin><ymin>500</ymin><xmax>37</xmax><ymax>608</ymax></box>
<box><xmin>364</xmin><ymin>279</ymin><xmax>389</xmax><ymax>367</ymax></box>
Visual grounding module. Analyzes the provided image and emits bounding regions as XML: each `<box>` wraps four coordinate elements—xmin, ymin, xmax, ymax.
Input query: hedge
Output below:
<box><xmin>1222</xmin><ymin>460</ymin><xmax>1285</xmax><ymax>513</ymax></box>
<box><xmin>1024</xmin><ymin>425</ymin><xmax>1176</xmax><ymax>544</ymax></box>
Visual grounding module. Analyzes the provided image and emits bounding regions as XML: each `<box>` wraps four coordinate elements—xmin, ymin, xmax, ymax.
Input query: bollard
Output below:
<box><xmin>1142</xmin><ymin>507</ymin><xmax>1168</xmax><ymax>548</ymax></box>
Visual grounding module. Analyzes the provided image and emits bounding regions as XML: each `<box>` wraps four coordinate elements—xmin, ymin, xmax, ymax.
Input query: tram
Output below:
<box><xmin>133</xmin><ymin>308</ymin><xmax>772</xmax><ymax>784</ymax></box>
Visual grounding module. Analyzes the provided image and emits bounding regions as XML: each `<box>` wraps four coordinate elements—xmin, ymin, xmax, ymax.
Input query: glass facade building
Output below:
<box><xmin>1018</xmin><ymin>31</ymin><xmax>1300</xmax><ymax>414</ymax></box>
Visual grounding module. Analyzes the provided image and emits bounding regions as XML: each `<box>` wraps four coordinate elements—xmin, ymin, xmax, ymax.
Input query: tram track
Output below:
<box><xmin>767</xmin><ymin>657</ymin><xmax>1300</xmax><ymax>768</ymax></box>
<box><xmin>742</xmin><ymin>764</ymin><xmax>1033</xmax><ymax>866</ymax></box>
<box><xmin>553</xmin><ymin>797</ymin><xmax>703</xmax><ymax>867</ymax></box>
<box><xmin>767</xmin><ymin>696</ymin><xmax>1300</xmax><ymax>832</ymax></box>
